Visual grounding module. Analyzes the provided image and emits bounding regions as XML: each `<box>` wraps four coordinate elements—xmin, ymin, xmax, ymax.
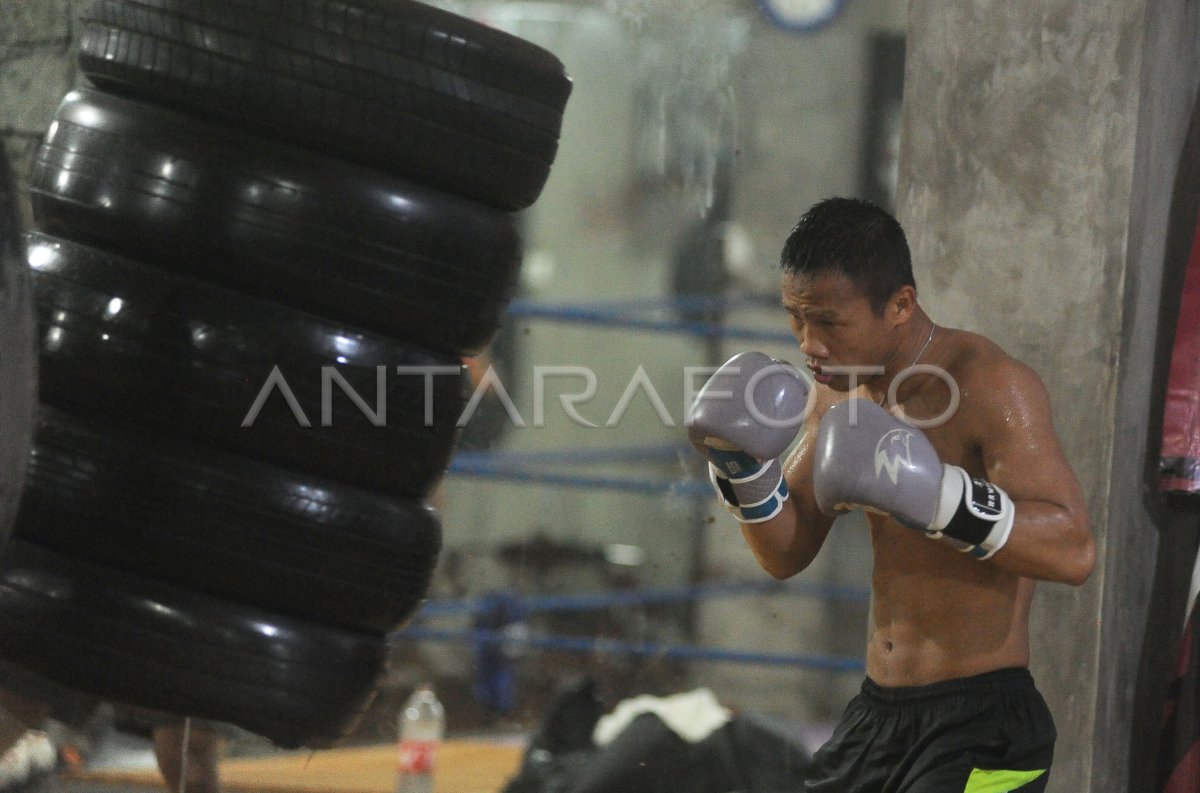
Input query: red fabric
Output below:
<box><xmin>1161</xmin><ymin>209</ymin><xmax>1200</xmax><ymax>494</ymax></box>
<box><xmin>1165</xmin><ymin>742</ymin><xmax>1200</xmax><ymax>793</ymax></box>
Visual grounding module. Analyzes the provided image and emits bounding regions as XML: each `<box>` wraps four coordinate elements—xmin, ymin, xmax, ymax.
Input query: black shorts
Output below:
<box><xmin>804</xmin><ymin>667</ymin><xmax>1056</xmax><ymax>793</ymax></box>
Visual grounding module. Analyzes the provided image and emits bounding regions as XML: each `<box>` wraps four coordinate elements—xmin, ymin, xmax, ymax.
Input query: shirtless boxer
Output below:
<box><xmin>688</xmin><ymin>197</ymin><xmax>1095</xmax><ymax>791</ymax></box>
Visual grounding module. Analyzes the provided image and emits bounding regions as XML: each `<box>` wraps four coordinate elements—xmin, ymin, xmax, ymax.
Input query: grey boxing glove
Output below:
<box><xmin>687</xmin><ymin>352</ymin><xmax>810</xmax><ymax>523</ymax></box>
<box><xmin>812</xmin><ymin>399</ymin><xmax>1015</xmax><ymax>558</ymax></box>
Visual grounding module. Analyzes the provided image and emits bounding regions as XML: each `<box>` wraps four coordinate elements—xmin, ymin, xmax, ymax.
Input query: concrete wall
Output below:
<box><xmin>898</xmin><ymin>0</ymin><xmax>1200</xmax><ymax>788</ymax></box>
<box><xmin>0</xmin><ymin>0</ymin><xmax>79</xmax><ymax>224</ymax></box>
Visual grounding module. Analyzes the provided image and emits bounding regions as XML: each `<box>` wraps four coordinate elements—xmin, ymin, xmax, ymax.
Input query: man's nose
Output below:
<box><xmin>800</xmin><ymin>331</ymin><xmax>828</xmax><ymax>359</ymax></box>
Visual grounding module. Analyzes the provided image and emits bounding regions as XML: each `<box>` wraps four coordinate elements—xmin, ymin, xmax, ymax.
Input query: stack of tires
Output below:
<box><xmin>0</xmin><ymin>0</ymin><xmax>570</xmax><ymax>748</ymax></box>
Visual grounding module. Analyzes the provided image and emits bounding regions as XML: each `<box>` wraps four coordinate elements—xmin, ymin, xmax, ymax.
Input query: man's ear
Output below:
<box><xmin>890</xmin><ymin>285</ymin><xmax>917</xmax><ymax>326</ymax></box>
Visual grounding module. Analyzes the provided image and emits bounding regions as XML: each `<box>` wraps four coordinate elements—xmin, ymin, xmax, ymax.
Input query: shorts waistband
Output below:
<box><xmin>860</xmin><ymin>667</ymin><xmax>1034</xmax><ymax>704</ymax></box>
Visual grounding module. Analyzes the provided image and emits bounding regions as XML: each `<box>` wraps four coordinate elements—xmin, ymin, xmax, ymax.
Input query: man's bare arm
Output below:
<box><xmin>739</xmin><ymin>418</ymin><xmax>836</xmax><ymax>579</ymax></box>
<box><xmin>975</xmin><ymin>359</ymin><xmax>1095</xmax><ymax>585</ymax></box>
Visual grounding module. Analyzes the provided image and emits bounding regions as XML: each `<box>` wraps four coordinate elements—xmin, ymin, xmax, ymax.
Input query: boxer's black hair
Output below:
<box><xmin>780</xmin><ymin>197</ymin><xmax>915</xmax><ymax>316</ymax></box>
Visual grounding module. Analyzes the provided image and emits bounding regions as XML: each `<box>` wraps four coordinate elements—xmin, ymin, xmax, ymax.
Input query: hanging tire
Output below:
<box><xmin>77</xmin><ymin>0</ymin><xmax>572</xmax><ymax>210</ymax></box>
<box><xmin>28</xmin><ymin>234</ymin><xmax>466</xmax><ymax>499</ymax></box>
<box><xmin>0</xmin><ymin>147</ymin><xmax>37</xmax><ymax>552</ymax></box>
<box><xmin>17</xmin><ymin>406</ymin><xmax>441</xmax><ymax>633</ymax></box>
<box><xmin>30</xmin><ymin>88</ymin><xmax>522</xmax><ymax>354</ymax></box>
<box><xmin>0</xmin><ymin>540</ymin><xmax>386</xmax><ymax>748</ymax></box>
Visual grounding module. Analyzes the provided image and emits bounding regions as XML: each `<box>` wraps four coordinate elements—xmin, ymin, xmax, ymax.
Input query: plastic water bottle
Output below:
<box><xmin>395</xmin><ymin>684</ymin><xmax>445</xmax><ymax>793</ymax></box>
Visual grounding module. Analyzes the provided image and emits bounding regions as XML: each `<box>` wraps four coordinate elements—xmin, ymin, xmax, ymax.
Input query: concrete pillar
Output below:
<box><xmin>897</xmin><ymin>1</ymin><xmax>1200</xmax><ymax>790</ymax></box>
<box><xmin>0</xmin><ymin>0</ymin><xmax>80</xmax><ymax>223</ymax></box>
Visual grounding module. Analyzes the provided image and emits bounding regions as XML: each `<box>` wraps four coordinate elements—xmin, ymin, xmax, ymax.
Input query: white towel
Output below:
<box><xmin>592</xmin><ymin>688</ymin><xmax>731</xmax><ymax>746</ymax></box>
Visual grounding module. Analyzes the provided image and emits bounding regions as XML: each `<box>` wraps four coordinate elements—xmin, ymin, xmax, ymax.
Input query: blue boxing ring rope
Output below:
<box><xmin>395</xmin><ymin>628</ymin><xmax>866</xmax><ymax>673</ymax></box>
<box><xmin>391</xmin><ymin>579</ymin><xmax>870</xmax><ymax>684</ymax></box>
<box><xmin>406</xmin><ymin>294</ymin><xmax>867</xmax><ymax>712</ymax></box>
<box><xmin>413</xmin><ymin>578</ymin><xmax>870</xmax><ymax>618</ymax></box>
<box><xmin>448</xmin><ymin>443</ymin><xmax>707</xmax><ymax>496</ymax></box>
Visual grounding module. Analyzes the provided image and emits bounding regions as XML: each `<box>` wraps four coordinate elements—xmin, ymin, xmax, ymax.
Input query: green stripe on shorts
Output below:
<box><xmin>963</xmin><ymin>767</ymin><xmax>1047</xmax><ymax>792</ymax></box>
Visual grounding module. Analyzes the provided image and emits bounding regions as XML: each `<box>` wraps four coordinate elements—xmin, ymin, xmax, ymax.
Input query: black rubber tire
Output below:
<box><xmin>28</xmin><ymin>233</ymin><xmax>466</xmax><ymax>499</ymax></box>
<box><xmin>0</xmin><ymin>540</ymin><xmax>387</xmax><ymax>748</ymax></box>
<box><xmin>30</xmin><ymin>88</ymin><xmax>522</xmax><ymax>354</ymax></box>
<box><xmin>17</xmin><ymin>406</ymin><xmax>441</xmax><ymax>633</ymax></box>
<box><xmin>0</xmin><ymin>147</ymin><xmax>37</xmax><ymax>550</ymax></box>
<box><xmin>77</xmin><ymin>0</ymin><xmax>572</xmax><ymax>210</ymax></box>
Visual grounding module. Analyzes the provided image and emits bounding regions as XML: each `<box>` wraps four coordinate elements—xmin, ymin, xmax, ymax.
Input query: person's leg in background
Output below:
<box><xmin>152</xmin><ymin>720</ymin><xmax>224</xmax><ymax>793</ymax></box>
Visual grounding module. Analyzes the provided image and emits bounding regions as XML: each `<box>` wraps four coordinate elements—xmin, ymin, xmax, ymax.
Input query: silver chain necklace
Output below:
<box><xmin>879</xmin><ymin>320</ymin><xmax>936</xmax><ymax>407</ymax></box>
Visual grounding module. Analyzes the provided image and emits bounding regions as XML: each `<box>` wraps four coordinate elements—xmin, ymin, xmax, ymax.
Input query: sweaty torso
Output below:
<box><xmin>826</xmin><ymin>328</ymin><xmax>1033</xmax><ymax>686</ymax></box>
<box><xmin>865</xmin><ymin>488</ymin><xmax>1033</xmax><ymax>686</ymax></box>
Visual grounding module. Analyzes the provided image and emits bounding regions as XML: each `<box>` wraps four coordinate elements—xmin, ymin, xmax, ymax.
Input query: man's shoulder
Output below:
<box><xmin>941</xmin><ymin>328</ymin><xmax>1048</xmax><ymax>414</ymax></box>
<box><xmin>943</xmin><ymin>328</ymin><xmax>1037</xmax><ymax>383</ymax></box>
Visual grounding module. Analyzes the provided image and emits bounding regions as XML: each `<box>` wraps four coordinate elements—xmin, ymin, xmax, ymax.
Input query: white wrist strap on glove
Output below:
<box><xmin>708</xmin><ymin>459</ymin><xmax>788</xmax><ymax>523</ymax></box>
<box><xmin>928</xmin><ymin>465</ymin><xmax>1015</xmax><ymax>559</ymax></box>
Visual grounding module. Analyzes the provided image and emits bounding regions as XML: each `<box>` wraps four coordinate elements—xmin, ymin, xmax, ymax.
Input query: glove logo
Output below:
<box><xmin>968</xmin><ymin>478</ymin><xmax>1002</xmax><ymax>516</ymax></box>
<box><xmin>874</xmin><ymin>429</ymin><xmax>914</xmax><ymax>486</ymax></box>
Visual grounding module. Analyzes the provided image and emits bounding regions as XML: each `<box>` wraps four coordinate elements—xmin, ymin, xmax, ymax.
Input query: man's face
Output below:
<box><xmin>781</xmin><ymin>270</ymin><xmax>895</xmax><ymax>391</ymax></box>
